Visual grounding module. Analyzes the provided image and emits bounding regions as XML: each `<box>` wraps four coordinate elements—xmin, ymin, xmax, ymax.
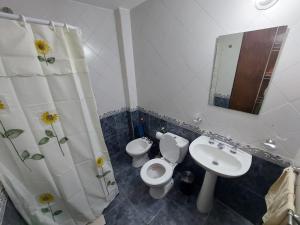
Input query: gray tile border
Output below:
<box><xmin>136</xmin><ymin>107</ymin><xmax>291</xmax><ymax>167</ymax></box>
<box><xmin>100</xmin><ymin>107</ymin><xmax>291</xmax><ymax>167</ymax></box>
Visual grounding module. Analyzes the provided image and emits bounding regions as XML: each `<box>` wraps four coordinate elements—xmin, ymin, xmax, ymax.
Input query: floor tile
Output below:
<box><xmin>2</xmin><ymin>199</ymin><xmax>27</xmax><ymax>225</ymax></box>
<box><xmin>149</xmin><ymin>199</ymin><xmax>207</xmax><ymax>225</ymax></box>
<box><xmin>206</xmin><ymin>200</ymin><xmax>253</xmax><ymax>225</ymax></box>
<box><xmin>107</xmin><ymin>149</ymin><xmax>253</xmax><ymax>225</ymax></box>
<box><xmin>110</xmin><ymin>152</ymin><xmax>133</xmax><ymax>177</ymax></box>
<box><xmin>105</xmin><ymin>199</ymin><xmax>146</xmax><ymax>225</ymax></box>
<box><xmin>103</xmin><ymin>192</ymin><xmax>127</xmax><ymax>215</ymax></box>
<box><xmin>127</xmin><ymin>182</ymin><xmax>168</xmax><ymax>224</ymax></box>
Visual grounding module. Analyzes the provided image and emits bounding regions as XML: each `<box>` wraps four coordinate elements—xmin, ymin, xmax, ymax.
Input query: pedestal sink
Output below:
<box><xmin>189</xmin><ymin>136</ymin><xmax>252</xmax><ymax>213</ymax></box>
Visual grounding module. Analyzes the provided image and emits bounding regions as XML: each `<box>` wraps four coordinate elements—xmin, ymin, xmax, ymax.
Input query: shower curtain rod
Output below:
<box><xmin>0</xmin><ymin>12</ymin><xmax>79</xmax><ymax>31</ymax></box>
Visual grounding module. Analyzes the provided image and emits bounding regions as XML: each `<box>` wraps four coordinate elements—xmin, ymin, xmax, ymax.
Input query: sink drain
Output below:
<box><xmin>212</xmin><ymin>160</ymin><xmax>219</xmax><ymax>166</ymax></box>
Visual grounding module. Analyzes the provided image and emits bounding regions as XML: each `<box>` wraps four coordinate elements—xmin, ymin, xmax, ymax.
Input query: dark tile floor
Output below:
<box><xmin>104</xmin><ymin>152</ymin><xmax>254</xmax><ymax>225</ymax></box>
<box><xmin>2</xmin><ymin>198</ymin><xmax>27</xmax><ymax>225</ymax></box>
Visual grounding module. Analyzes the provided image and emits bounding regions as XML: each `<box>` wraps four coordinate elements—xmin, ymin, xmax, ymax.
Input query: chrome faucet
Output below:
<box><xmin>208</xmin><ymin>132</ymin><xmax>215</xmax><ymax>144</ymax></box>
<box><xmin>230</xmin><ymin>143</ymin><xmax>240</xmax><ymax>154</ymax></box>
<box><xmin>217</xmin><ymin>142</ymin><xmax>225</xmax><ymax>149</ymax></box>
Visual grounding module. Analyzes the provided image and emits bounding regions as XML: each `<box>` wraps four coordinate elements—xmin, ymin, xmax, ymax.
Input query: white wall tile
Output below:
<box><xmin>1</xmin><ymin>0</ymin><xmax>126</xmax><ymax>116</ymax></box>
<box><xmin>131</xmin><ymin>0</ymin><xmax>300</xmax><ymax>163</ymax></box>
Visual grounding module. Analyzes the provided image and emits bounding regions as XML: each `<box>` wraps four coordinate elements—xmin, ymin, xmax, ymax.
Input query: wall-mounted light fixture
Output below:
<box><xmin>255</xmin><ymin>0</ymin><xmax>279</xmax><ymax>10</ymax></box>
<box><xmin>1</xmin><ymin>7</ymin><xmax>14</xmax><ymax>14</ymax></box>
<box><xmin>263</xmin><ymin>138</ymin><xmax>276</xmax><ymax>150</ymax></box>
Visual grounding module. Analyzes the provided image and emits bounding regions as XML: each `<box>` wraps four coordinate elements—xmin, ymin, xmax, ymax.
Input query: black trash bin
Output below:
<box><xmin>179</xmin><ymin>171</ymin><xmax>195</xmax><ymax>195</ymax></box>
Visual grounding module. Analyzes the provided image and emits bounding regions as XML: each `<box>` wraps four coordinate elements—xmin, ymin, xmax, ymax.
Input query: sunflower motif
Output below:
<box><xmin>39</xmin><ymin>111</ymin><xmax>67</xmax><ymax>157</ymax></box>
<box><xmin>39</xmin><ymin>192</ymin><xmax>63</xmax><ymax>221</ymax></box>
<box><xmin>41</xmin><ymin>112</ymin><xmax>59</xmax><ymax>125</ymax></box>
<box><xmin>95</xmin><ymin>155</ymin><xmax>115</xmax><ymax>196</ymax></box>
<box><xmin>35</xmin><ymin>39</ymin><xmax>55</xmax><ymax>65</ymax></box>
<box><xmin>0</xmin><ymin>100</ymin><xmax>5</xmax><ymax>110</ymax></box>
<box><xmin>38</xmin><ymin>193</ymin><xmax>55</xmax><ymax>205</ymax></box>
<box><xmin>96</xmin><ymin>156</ymin><xmax>105</xmax><ymax>168</ymax></box>
<box><xmin>35</xmin><ymin>39</ymin><xmax>50</xmax><ymax>55</ymax></box>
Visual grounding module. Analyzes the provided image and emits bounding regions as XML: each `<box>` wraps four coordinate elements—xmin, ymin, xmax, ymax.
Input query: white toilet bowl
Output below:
<box><xmin>140</xmin><ymin>133</ymin><xmax>189</xmax><ymax>199</ymax></box>
<box><xmin>141</xmin><ymin>158</ymin><xmax>175</xmax><ymax>199</ymax></box>
<box><xmin>126</xmin><ymin>137</ymin><xmax>153</xmax><ymax>168</ymax></box>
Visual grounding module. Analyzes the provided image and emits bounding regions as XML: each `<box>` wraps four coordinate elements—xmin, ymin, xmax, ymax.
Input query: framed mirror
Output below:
<box><xmin>209</xmin><ymin>26</ymin><xmax>288</xmax><ymax>114</ymax></box>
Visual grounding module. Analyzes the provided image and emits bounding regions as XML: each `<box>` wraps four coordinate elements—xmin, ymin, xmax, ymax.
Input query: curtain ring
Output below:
<box><xmin>19</xmin><ymin>14</ymin><xmax>28</xmax><ymax>30</ymax></box>
<box><xmin>64</xmin><ymin>23</ymin><xmax>70</xmax><ymax>32</ymax></box>
<box><xmin>49</xmin><ymin>21</ymin><xmax>56</xmax><ymax>31</ymax></box>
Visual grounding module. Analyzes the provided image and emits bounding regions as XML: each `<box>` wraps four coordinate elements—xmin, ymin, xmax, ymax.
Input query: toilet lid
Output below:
<box><xmin>159</xmin><ymin>134</ymin><xmax>180</xmax><ymax>163</ymax></box>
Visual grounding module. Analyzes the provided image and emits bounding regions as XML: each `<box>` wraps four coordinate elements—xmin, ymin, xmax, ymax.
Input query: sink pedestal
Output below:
<box><xmin>197</xmin><ymin>171</ymin><xmax>217</xmax><ymax>213</ymax></box>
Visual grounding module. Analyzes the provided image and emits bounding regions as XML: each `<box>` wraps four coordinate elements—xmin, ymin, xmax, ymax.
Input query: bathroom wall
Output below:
<box><xmin>125</xmin><ymin>109</ymin><xmax>283</xmax><ymax>224</ymax></box>
<box><xmin>131</xmin><ymin>0</ymin><xmax>300</xmax><ymax>164</ymax></box>
<box><xmin>1</xmin><ymin>0</ymin><xmax>127</xmax><ymax>116</ymax></box>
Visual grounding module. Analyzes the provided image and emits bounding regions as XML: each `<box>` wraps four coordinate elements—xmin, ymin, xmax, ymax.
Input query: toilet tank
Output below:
<box><xmin>164</xmin><ymin>132</ymin><xmax>189</xmax><ymax>163</ymax></box>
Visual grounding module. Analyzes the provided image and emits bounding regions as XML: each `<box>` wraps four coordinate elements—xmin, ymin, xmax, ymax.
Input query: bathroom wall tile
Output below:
<box><xmin>116</xmin><ymin>127</ymin><xmax>132</xmax><ymax>151</ymax></box>
<box><xmin>127</xmin><ymin>111</ymin><xmax>134</xmax><ymax>139</ymax></box>
<box><xmin>138</xmin><ymin>111</ymin><xmax>150</xmax><ymax>136</ymax></box>
<box><xmin>114</xmin><ymin>111</ymin><xmax>130</xmax><ymax>130</ymax></box>
<box><xmin>100</xmin><ymin>110</ymin><xmax>282</xmax><ymax>224</ymax></box>
<box><xmin>101</xmin><ymin>110</ymin><xmax>134</xmax><ymax>156</ymax></box>
<box><xmin>130</xmin><ymin>110</ymin><xmax>141</xmax><ymax>138</ymax></box>
<box><xmin>130</xmin><ymin>110</ymin><xmax>140</xmax><ymax>126</ymax></box>
<box><xmin>104</xmin><ymin>135</ymin><xmax>121</xmax><ymax>156</ymax></box>
<box><xmin>148</xmin><ymin>115</ymin><xmax>167</xmax><ymax>138</ymax></box>
<box><xmin>131</xmin><ymin>0</ymin><xmax>300</xmax><ymax>165</ymax></box>
<box><xmin>100</xmin><ymin>115</ymin><xmax>117</xmax><ymax>139</ymax></box>
<box><xmin>135</xmin><ymin>110</ymin><xmax>283</xmax><ymax>224</ymax></box>
<box><xmin>215</xmin><ymin>178</ymin><xmax>266</xmax><ymax>224</ymax></box>
<box><xmin>233</xmin><ymin>156</ymin><xmax>283</xmax><ymax>196</ymax></box>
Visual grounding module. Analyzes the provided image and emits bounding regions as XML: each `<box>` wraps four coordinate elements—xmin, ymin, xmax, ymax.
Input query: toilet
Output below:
<box><xmin>140</xmin><ymin>132</ymin><xmax>189</xmax><ymax>199</ymax></box>
<box><xmin>126</xmin><ymin>137</ymin><xmax>153</xmax><ymax>168</ymax></box>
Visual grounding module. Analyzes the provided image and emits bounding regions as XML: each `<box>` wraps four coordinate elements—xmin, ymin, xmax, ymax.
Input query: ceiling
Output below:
<box><xmin>73</xmin><ymin>0</ymin><xmax>148</xmax><ymax>9</ymax></box>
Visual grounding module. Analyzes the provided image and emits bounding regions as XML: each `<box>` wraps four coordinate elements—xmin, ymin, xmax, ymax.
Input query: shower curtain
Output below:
<box><xmin>0</xmin><ymin>18</ymin><xmax>118</xmax><ymax>225</ymax></box>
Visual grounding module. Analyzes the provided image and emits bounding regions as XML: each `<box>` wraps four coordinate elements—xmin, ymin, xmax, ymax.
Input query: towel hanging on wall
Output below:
<box><xmin>263</xmin><ymin>167</ymin><xmax>296</xmax><ymax>225</ymax></box>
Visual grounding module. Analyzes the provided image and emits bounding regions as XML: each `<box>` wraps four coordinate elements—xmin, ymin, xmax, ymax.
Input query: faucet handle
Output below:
<box><xmin>217</xmin><ymin>142</ymin><xmax>225</xmax><ymax>149</ymax></box>
<box><xmin>230</xmin><ymin>143</ymin><xmax>240</xmax><ymax>154</ymax></box>
<box><xmin>232</xmin><ymin>143</ymin><xmax>240</xmax><ymax>149</ymax></box>
<box><xmin>208</xmin><ymin>133</ymin><xmax>215</xmax><ymax>144</ymax></box>
<box><xmin>225</xmin><ymin>136</ymin><xmax>232</xmax><ymax>143</ymax></box>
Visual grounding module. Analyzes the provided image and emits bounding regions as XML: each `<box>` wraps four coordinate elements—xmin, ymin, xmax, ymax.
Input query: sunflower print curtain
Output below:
<box><xmin>0</xmin><ymin>18</ymin><xmax>118</xmax><ymax>225</ymax></box>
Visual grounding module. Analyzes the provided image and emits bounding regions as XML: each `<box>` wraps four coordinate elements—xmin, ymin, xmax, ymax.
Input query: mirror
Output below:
<box><xmin>209</xmin><ymin>26</ymin><xmax>288</xmax><ymax>114</ymax></box>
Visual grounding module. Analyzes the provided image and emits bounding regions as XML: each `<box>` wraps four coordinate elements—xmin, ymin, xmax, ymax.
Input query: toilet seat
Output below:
<box><xmin>126</xmin><ymin>138</ymin><xmax>152</xmax><ymax>156</ymax></box>
<box><xmin>140</xmin><ymin>158</ymin><xmax>173</xmax><ymax>186</ymax></box>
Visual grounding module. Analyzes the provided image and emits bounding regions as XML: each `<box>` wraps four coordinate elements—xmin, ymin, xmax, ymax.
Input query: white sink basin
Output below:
<box><xmin>189</xmin><ymin>136</ymin><xmax>252</xmax><ymax>178</ymax></box>
<box><xmin>189</xmin><ymin>136</ymin><xmax>252</xmax><ymax>213</ymax></box>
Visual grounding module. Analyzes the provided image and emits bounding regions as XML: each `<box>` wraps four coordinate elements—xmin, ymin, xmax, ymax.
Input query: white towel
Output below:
<box><xmin>263</xmin><ymin>167</ymin><xmax>296</xmax><ymax>225</ymax></box>
<box><xmin>89</xmin><ymin>215</ymin><xmax>106</xmax><ymax>225</ymax></box>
